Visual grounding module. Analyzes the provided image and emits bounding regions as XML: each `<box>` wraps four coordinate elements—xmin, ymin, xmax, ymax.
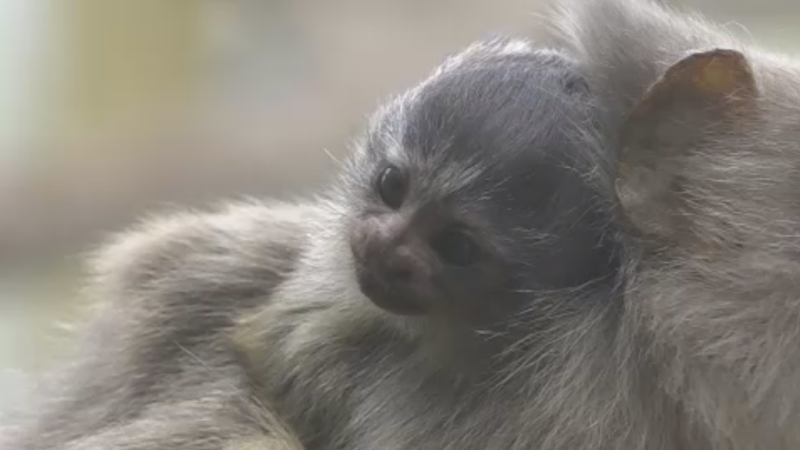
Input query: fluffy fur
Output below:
<box><xmin>7</xmin><ymin>1</ymin><xmax>800</xmax><ymax>449</ymax></box>
<box><xmin>2</xmin><ymin>201</ymin><xmax>312</xmax><ymax>449</ymax></box>
<box><xmin>550</xmin><ymin>0</ymin><xmax>800</xmax><ymax>448</ymax></box>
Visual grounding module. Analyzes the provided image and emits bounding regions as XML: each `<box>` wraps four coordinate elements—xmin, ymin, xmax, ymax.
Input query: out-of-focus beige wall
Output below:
<box><xmin>3</xmin><ymin>0</ymin><xmax>800</xmax><ymax>265</ymax></box>
<box><xmin>55</xmin><ymin>1</ymin><xmax>204</xmax><ymax>139</ymax></box>
<box><xmin>0</xmin><ymin>0</ymin><xmax>798</xmax><ymax>417</ymax></box>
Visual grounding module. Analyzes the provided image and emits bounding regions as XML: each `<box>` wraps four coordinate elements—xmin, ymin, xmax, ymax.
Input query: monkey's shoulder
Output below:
<box><xmin>0</xmin><ymin>201</ymin><xmax>317</xmax><ymax>450</ymax></box>
<box><xmin>88</xmin><ymin>200</ymin><xmax>318</xmax><ymax>316</ymax></box>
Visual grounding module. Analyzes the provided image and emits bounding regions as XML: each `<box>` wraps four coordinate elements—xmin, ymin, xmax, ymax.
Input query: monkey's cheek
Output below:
<box><xmin>355</xmin><ymin>270</ymin><xmax>429</xmax><ymax>316</ymax></box>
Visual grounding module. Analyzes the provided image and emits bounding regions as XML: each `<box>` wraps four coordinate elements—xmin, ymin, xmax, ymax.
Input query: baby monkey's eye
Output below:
<box><xmin>430</xmin><ymin>228</ymin><xmax>483</xmax><ymax>267</ymax></box>
<box><xmin>377</xmin><ymin>165</ymin><xmax>408</xmax><ymax>209</ymax></box>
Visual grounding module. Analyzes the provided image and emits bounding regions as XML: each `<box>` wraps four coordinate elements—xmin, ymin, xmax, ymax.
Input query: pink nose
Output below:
<box><xmin>380</xmin><ymin>242</ymin><xmax>432</xmax><ymax>284</ymax></box>
<box><xmin>350</xmin><ymin>214</ymin><xmax>441</xmax><ymax>316</ymax></box>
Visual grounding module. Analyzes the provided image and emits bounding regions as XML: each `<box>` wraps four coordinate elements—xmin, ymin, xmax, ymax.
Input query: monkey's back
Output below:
<box><xmin>2</xmin><ymin>201</ymin><xmax>315</xmax><ymax>450</ymax></box>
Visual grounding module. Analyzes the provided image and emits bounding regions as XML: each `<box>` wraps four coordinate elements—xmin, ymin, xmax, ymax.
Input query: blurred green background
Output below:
<box><xmin>0</xmin><ymin>0</ymin><xmax>798</xmax><ymax>417</ymax></box>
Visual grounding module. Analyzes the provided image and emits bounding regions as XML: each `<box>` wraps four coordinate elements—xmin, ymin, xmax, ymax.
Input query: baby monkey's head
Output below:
<box><xmin>340</xmin><ymin>39</ymin><xmax>619</xmax><ymax>325</ymax></box>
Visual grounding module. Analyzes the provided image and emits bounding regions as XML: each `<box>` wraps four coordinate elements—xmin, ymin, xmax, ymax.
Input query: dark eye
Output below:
<box><xmin>430</xmin><ymin>228</ymin><xmax>483</xmax><ymax>267</ymax></box>
<box><xmin>376</xmin><ymin>165</ymin><xmax>407</xmax><ymax>209</ymax></box>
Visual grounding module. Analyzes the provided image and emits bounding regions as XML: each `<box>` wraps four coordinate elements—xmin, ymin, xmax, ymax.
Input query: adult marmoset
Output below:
<box><xmin>549</xmin><ymin>0</ymin><xmax>800</xmax><ymax>448</ymax></box>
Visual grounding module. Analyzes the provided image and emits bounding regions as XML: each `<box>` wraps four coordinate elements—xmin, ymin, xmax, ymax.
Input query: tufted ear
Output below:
<box><xmin>615</xmin><ymin>48</ymin><xmax>758</xmax><ymax>244</ymax></box>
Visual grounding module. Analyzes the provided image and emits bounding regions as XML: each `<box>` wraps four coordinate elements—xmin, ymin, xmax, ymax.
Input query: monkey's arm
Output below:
<box><xmin>4</xmin><ymin>200</ymin><xmax>314</xmax><ymax>450</ymax></box>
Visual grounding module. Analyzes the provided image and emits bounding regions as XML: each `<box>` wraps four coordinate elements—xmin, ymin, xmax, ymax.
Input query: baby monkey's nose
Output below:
<box><xmin>381</xmin><ymin>241</ymin><xmax>432</xmax><ymax>284</ymax></box>
<box><xmin>351</xmin><ymin>215</ymin><xmax>441</xmax><ymax>316</ymax></box>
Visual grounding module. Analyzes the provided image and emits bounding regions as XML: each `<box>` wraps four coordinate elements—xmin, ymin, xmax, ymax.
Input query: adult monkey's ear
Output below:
<box><xmin>615</xmin><ymin>48</ymin><xmax>758</xmax><ymax>245</ymax></box>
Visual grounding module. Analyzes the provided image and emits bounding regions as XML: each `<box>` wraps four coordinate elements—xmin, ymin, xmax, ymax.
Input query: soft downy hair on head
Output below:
<box><xmin>547</xmin><ymin>0</ymin><xmax>800</xmax><ymax>448</ymax></box>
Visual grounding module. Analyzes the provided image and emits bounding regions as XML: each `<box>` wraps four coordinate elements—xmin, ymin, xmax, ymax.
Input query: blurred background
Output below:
<box><xmin>0</xmin><ymin>0</ymin><xmax>798</xmax><ymax>417</ymax></box>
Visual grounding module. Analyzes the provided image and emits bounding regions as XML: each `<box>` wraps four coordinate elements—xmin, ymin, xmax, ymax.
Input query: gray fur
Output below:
<box><xmin>3</xmin><ymin>201</ymin><xmax>312</xmax><ymax>449</ymax></box>
<box><xmin>550</xmin><ymin>0</ymin><xmax>800</xmax><ymax>448</ymax></box>
<box><xmin>8</xmin><ymin>1</ymin><xmax>800</xmax><ymax>449</ymax></box>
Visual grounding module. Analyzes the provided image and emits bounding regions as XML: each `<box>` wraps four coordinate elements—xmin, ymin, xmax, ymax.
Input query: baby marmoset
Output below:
<box><xmin>233</xmin><ymin>39</ymin><xmax>623</xmax><ymax>450</ymax></box>
<box><xmin>3</xmin><ymin>38</ymin><xmax>624</xmax><ymax>450</ymax></box>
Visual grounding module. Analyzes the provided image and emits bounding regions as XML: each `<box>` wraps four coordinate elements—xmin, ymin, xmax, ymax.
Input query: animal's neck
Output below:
<box><xmin>274</xmin><ymin>241</ymin><xmax>669</xmax><ymax>449</ymax></box>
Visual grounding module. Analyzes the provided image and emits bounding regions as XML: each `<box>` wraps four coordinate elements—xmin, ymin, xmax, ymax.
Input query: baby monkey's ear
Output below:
<box><xmin>615</xmin><ymin>48</ymin><xmax>758</xmax><ymax>246</ymax></box>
